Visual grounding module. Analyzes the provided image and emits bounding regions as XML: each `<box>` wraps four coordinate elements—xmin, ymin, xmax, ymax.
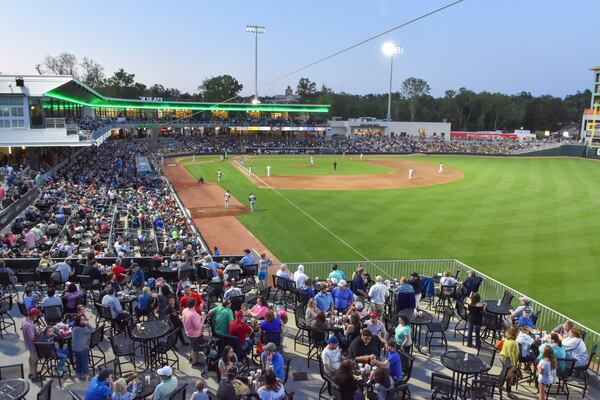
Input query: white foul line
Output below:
<box><xmin>237</xmin><ymin>161</ymin><xmax>392</xmax><ymax>277</ymax></box>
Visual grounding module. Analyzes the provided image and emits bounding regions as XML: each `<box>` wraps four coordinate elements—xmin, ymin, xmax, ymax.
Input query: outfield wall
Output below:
<box><xmin>515</xmin><ymin>144</ymin><xmax>587</xmax><ymax>157</ymax></box>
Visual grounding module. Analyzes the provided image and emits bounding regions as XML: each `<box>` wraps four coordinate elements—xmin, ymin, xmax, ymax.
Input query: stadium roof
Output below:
<box><xmin>0</xmin><ymin>75</ymin><xmax>329</xmax><ymax>113</ymax></box>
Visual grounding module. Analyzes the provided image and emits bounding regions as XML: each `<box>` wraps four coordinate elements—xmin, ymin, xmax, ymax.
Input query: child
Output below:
<box><xmin>23</xmin><ymin>288</ymin><xmax>39</xmax><ymax>311</ymax></box>
<box><xmin>537</xmin><ymin>346</ymin><xmax>557</xmax><ymax>400</ymax></box>
<box><xmin>190</xmin><ymin>379</ymin><xmax>209</xmax><ymax>400</ymax></box>
<box><xmin>112</xmin><ymin>378</ymin><xmax>135</xmax><ymax>400</ymax></box>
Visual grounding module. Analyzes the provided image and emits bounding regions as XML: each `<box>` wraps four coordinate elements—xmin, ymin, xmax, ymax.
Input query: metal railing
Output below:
<box><xmin>286</xmin><ymin>258</ymin><xmax>600</xmax><ymax>356</ymax></box>
<box><xmin>44</xmin><ymin>118</ymin><xmax>66</xmax><ymax>128</ymax></box>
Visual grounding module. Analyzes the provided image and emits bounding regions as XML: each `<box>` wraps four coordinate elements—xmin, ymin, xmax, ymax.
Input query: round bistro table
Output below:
<box><xmin>441</xmin><ymin>351</ymin><xmax>486</xmax><ymax>399</ymax></box>
<box><xmin>130</xmin><ymin>320</ymin><xmax>170</xmax><ymax>369</ymax></box>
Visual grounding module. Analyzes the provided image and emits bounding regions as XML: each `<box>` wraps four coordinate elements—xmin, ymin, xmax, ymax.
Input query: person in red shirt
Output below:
<box><xmin>111</xmin><ymin>259</ymin><xmax>128</xmax><ymax>283</ymax></box>
<box><xmin>229</xmin><ymin>310</ymin><xmax>254</xmax><ymax>354</ymax></box>
<box><xmin>180</xmin><ymin>286</ymin><xmax>204</xmax><ymax>314</ymax></box>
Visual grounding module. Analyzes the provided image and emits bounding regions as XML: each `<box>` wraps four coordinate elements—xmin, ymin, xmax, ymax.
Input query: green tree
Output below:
<box><xmin>101</xmin><ymin>68</ymin><xmax>146</xmax><ymax>98</ymax></box>
<box><xmin>296</xmin><ymin>78</ymin><xmax>317</xmax><ymax>99</ymax></box>
<box><xmin>401</xmin><ymin>77</ymin><xmax>430</xmax><ymax>121</ymax></box>
<box><xmin>79</xmin><ymin>57</ymin><xmax>105</xmax><ymax>89</ymax></box>
<box><xmin>199</xmin><ymin>75</ymin><xmax>243</xmax><ymax>102</ymax></box>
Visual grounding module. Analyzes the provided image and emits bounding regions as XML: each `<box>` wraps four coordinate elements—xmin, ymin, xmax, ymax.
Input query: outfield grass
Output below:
<box><xmin>184</xmin><ymin>156</ymin><xmax>600</xmax><ymax>330</ymax></box>
<box><xmin>240</xmin><ymin>155</ymin><xmax>391</xmax><ymax>176</ymax></box>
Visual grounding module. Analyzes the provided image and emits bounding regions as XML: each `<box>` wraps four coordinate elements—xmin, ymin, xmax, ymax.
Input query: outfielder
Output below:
<box><xmin>249</xmin><ymin>194</ymin><xmax>256</xmax><ymax>212</ymax></box>
<box><xmin>224</xmin><ymin>191</ymin><xmax>231</xmax><ymax>209</ymax></box>
<box><xmin>217</xmin><ymin>169</ymin><xmax>223</xmax><ymax>182</ymax></box>
<box><xmin>310</xmin><ymin>156</ymin><xmax>315</xmax><ymax>166</ymax></box>
<box><xmin>438</xmin><ymin>163</ymin><xmax>444</xmax><ymax>174</ymax></box>
<box><xmin>408</xmin><ymin>169</ymin><xmax>414</xmax><ymax>180</ymax></box>
<box><xmin>360</xmin><ymin>153</ymin><xmax>364</xmax><ymax>161</ymax></box>
<box><xmin>266</xmin><ymin>165</ymin><xmax>271</xmax><ymax>177</ymax></box>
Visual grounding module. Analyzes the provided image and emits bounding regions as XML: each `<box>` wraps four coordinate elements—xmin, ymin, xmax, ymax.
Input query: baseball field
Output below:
<box><xmin>179</xmin><ymin>154</ymin><xmax>600</xmax><ymax>331</ymax></box>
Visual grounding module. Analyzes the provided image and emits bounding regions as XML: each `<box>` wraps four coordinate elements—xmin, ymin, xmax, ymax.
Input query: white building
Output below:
<box><xmin>327</xmin><ymin>117</ymin><xmax>451</xmax><ymax>140</ymax></box>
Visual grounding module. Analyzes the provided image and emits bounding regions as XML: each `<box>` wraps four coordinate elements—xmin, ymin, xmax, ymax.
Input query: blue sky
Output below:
<box><xmin>1</xmin><ymin>0</ymin><xmax>598</xmax><ymax>98</ymax></box>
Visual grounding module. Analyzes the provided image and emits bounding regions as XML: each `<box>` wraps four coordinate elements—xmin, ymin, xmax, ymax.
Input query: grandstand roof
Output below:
<box><xmin>0</xmin><ymin>74</ymin><xmax>329</xmax><ymax>113</ymax></box>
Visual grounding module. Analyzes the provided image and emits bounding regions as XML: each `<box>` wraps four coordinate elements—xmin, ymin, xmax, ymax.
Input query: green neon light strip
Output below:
<box><xmin>44</xmin><ymin>92</ymin><xmax>329</xmax><ymax>113</ymax></box>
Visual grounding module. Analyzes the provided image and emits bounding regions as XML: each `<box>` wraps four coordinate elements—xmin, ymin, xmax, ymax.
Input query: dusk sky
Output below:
<box><xmin>2</xmin><ymin>0</ymin><xmax>599</xmax><ymax>98</ymax></box>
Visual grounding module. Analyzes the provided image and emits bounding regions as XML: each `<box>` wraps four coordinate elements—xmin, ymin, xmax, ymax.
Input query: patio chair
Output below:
<box><xmin>0</xmin><ymin>295</ymin><xmax>16</xmax><ymax>338</ymax></box>
<box><xmin>431</xmin><ymin>373</ymin><xmax>454</xmax><ymax>400</ymax></box>
<box><xmin>425</xmin><ymin>307</ymin><xmax>452</xmax><ymax>352</ymax></box>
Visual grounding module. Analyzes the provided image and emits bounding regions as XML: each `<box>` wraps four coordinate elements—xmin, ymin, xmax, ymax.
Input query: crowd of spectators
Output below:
<box><xmin>1</xmin><ymin>142</ymin><xmax>201</xmax><ymax>259</ymax></box>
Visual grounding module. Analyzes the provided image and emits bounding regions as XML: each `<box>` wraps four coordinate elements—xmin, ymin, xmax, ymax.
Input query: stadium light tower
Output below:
<box><xmin>246</xmin><ymin>25</ymin><xmax>266</xmax><ymax>104</ymax></box>
<box><xmin>381</xmin><ymin>42</ymin><xmax>404</xmax><ymax>121</ymax></box>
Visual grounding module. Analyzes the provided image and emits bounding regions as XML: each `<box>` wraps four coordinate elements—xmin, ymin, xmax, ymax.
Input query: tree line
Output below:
<box><xmin>36</xmin><ymin>52</ymin><xmax>590</xmax><ymax>132</ymax></box>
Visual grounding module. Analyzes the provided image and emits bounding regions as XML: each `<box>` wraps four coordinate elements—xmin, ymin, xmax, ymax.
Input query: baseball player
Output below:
<box><xmin>249</xmin><ymin>194</ymin><xmax>256</xmax><ymax>212</ymax></box>
<box><xmin>408</xmin><ymin>169</ymin><xmax>414</xmax><ymax>180</ymax></box>
<box><xmin>217</xmin><ymin>169</ymin><xmax>223</xmax><ymax>182</ymax></box>
<box><xmin>192</xmin><ymin>154</ymin><xmax>196</xmax><ymax>161</ymax></box>
<box><xmin>333</xmin><ymin>160</ymin><xmax>337</xmax><ymax>171</ymax></box>
<box><xmin>240</xmin><ymin>155</ymin><xmax>245</xmax><ymax>165</ymax></box>
<box><xmin>266</xmin><ymin>165</ymin><xmax>271</xmax><ymax>177</ymax></box>
<box><xmin>310</xmin><ymin>156</ymin><xmax>315</xmax><ymax>166</ymax></box>
<box><xmin>224</xmin><ymin>191</ymin><xmax>231</xmax><ymax>209</ymax></box>
<box><xmin>360</xmin><ymin>153</ymin><xmax>364</xmax><ymax>161</ymax></box>
<box><xmin>438</xmin><ymin>163</ymin><xmax>444</xmax><ymax>174</ymax></box>
<box><xmin>248</xmin><ymin>165</ymin><xmax>253</xmax><ymax>176</ymax></box>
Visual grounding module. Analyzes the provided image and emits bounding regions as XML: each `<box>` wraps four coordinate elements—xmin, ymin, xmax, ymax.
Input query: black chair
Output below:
<box><xmin>0</xmin><ymin>295</ymin><xmax>16</xmax><ymax>338</ymax></box>
<box><xmin>78</xmin><ymin>275</ymin><xmax>99</xmax><ymax>303</ymax></box>
<box><xmin>454</xmin><ymin>301</ymin><xmax>468</xmax><ymax>342</ymax></box>
<box><xmin>167</xmin><ymin>382</ymin><xmax>187</xmax><ymax>400</ymax></box>
<box><xmin>425</xmin><ymin>307</ymin><xmax>453</xmax><ymax>352</ymax></box>
<box><xmin>109</xmin><ymin>333</ymin><xmax>136</xmax><ymax>376</ymax></box>
<box><xmin>43</xmin><ymin>305</ymin><xmax>63</xmax><ymax>326</ymax></box>
<box><xmin>226</xmin><ymin>269</ymin><xmax>241</xmax><ymax>282</ymax></box>
<box><xmin>547</xmin><ymin>358</ymin><xmax>576</xmax><ymax>398</ymax></box>
<box><xmin>477</xmin><ymin>345</ymin><xmax>497</xmax><ymax>373</ymax></box>
<box><xmin>477</xmin><ymin>357</ymin><xmax>512</xmax><ymax>399</ymax></box>
<box><xmin>307</xmin><ymin>326</ymin><xmax>326</xmax><ymax>367</ymax></box>
<box><xmin>246</xmin><ymin>287</ymin><xmax>271</xmax><ymax>306</ymax></box>
<box><xmin>89</xmin><ymin>326</ymin><xmax>106</xmax><ymax>376</ymax></box>
<box><xmin>293</xmin><ymin>304</ymin><xmax>310</xmax><ymax>351</ymax></box>
<box><xmin>229</xmin><ymin>295</ymin><xmax>245</xmax><ymax>312</ymax></box>
<box><xmin>17</xmin><ymin>300</ymin><xmax>28</xmax><ymax>318</ymax></box>
<box><xmin>569</xmin><ymin>343</ymin><xmax>597</xmax><ymax>398</ymax></box>
<box><xmin>435</xmin><ymin>285</ymin><xmax>457</xmax><ymax>316</ymax></box>
<box><xmin>318</xmin><ymin>359</ymin><xmax>334</xmax><ymax>399</ymax></box>
<box><xmin>152</xmin><ymin>328</ymin><xmax>180</xmax><ymax>371</ymax></box>
<box><xmin>95</xmin><ymin>302</ymin><xmax>115</xmax><ymax>332</ymax></box>
<box><xmin>481</xmin><ymin>310</ymin><xmax>503</xmax><ymax>345</ymax></box>
<box><xmin>381</xmin><ymin>384</ymin><xmax>409</xmax><ymax>400</ymax></box>
<box><xmin>16</xmin><ymin>271</ymin><xmax>37</xmax><ymax>296</ymax></box>
<box><xmin>0</xmin><ymin>363</ymin><xmax>24</xmax><ymax>379</ymax></box>
<box><xmin>431</xmin><ymin>373</ymin><xmax>454</xmax><ymax>400</ymax></box>
<box><xmin>398</xmin><ymin>349</ymin><xmax>415</xmax><ymax>385</ymax></box>
<box><xmin>260</xmin><ymin>329</ymin><xmax>282</xmax><ymax>348</ymax></box>
<box><xmin>0</xmin><ymin>272</ymin><xmax>17</xmax><ymax>298</ymax></box>
<box><xmin>283</xmin><ymin>355</ymin><xmax>292</xmax><ymax>384</ymax></box>
<box><xmin>500</xmin><ymin>290</ymin><xmax>513</xmax><ymax>307</ymax></box>
<box><xmin>208</xmin><ymin>281</ymin><xmax>224</xmax><ymax>302</ymax></box>
<box><xmin>37</xmin><ymin>379</ymin><xmax>53</xmax><ymax>400</ymax></box>
<box><xmin>240</xmin><ymin>281</ymin><xmax>254</xmax><ymax>295</ymax></box>
<box><xmin>35</xmin><ymin>341</ymin><xmax>71</xmax><ymax>387</ymax></box>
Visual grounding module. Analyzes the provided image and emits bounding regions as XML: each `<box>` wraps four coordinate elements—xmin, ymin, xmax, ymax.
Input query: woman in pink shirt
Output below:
<box><xmin>181</xmin><ymin>298</ymin><xmax>205</xmax><ymax>366</ymax></box>
<box><xmin>249</xmin><ymin>296</ymin><xmax>270</xmax><ymax>319</ymax></box>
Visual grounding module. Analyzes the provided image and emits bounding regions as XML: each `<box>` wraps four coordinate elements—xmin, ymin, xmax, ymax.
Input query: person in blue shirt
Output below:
<box><xmin>351</xmin><ymin>266</ymin><xmax>368</xmax><ymax>299</ymax></box>
<box><xmin>518</xmin><ymin>306</ymin><xmax>536</xmax><ymax>331</ymax></box>
<box><xmin>85</xmin><ymin>368</ymin><xmax>113</xmax><ymax>400</ymax></box>
<box><xmin>261</xmin><ymin>342</ymin><xmax>285</xmax><ymax>382</ymax></box>
<box><xmin>130</xmin><ymin>263</ymin><xmax>145</xmax><ymax>288</ymax></box>
<box><xmin>328</xmin><ymin>264</ymin><xmax>346</xmax><ymax>283</ymax></box>
<box><xmin>332</xmin><ymin>280</ymin><xmax>354</xmax><ymax>312</ymax></box>
<box><xmin>238</xmin><ymin>249</ymin><xmax>255</xmax><ymax>268</ymax></box>
<box><xmin>372</xmin><ymin>339</ymin><xmax>403</xmax><ymax>383</ymax></box>
<box><xmin>201</xmin><ymin>255</ymin><xmax>220</xmax><ymax>278</ymax></box>
<box><xmin>314</xmin><ymin>283</ymin><xmax>333</xmax><ymax>312</ymax></box>
<box><xmin>135</xmin><ymin>286</ymin><xmax>153</xmax><ymax>314</ymax></box>
<box><xmin>23</xmin><ymin>287</ymin><xmax>38</xmax><ymax>311</ymax></box>
<box><xmin>302</xmin><ymin>279</ymin><xmax>316</xmax><ymax>299</ymax></box>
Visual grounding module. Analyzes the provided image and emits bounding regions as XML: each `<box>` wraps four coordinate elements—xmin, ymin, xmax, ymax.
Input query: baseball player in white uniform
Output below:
<box><xmin>408</xmin><ymin>169</ymin><xmax>414</xmax><ymax>180</ymax></box>
<box><xmin>249</xmin><ymin>194</ymin><xmax>256</xmax><ymax>212</ymax></box>
<box><xmin>360</xmin><ymin>153</ymin><xmax>364</xmax><ymax>161</ymax></box>
<box><xmin>217</xmin><ymin>169</ymin><xmax>223</xmax><ymax>182</ymax></box>
<box><xmin>224</xmin><ymin>191</ymin><xmax>231</xmax><ymax>209</ymax></box>
<box><xmin>266</xmin><ymin>165</ymin><xmax>271</xmax><ymax>177</ymax></box>
<box><xmin>310</xmin><ymin>156</ymin><xmax>315</xmax><ymax>166</ymax></box>
<box><xmin>438</xmin><ymin>163</ymin><xmax>444</xmax><ymax>174</ymax></box>
<box><xmin>248</xmin><ymin>166</ymin><xmax>253</xmax><ymax>176</ymax></box>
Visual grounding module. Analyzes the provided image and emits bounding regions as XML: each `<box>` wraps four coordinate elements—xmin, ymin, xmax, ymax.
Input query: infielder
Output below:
<box><xmin>224</xmin><ymin>191</ymin><xmax>231</xmax><ymax>209</ymax></box>
<box><xmin>360</xmin><ymin>153</ymin><xmax>364</xmax><ymax>161</ymax></box>
<box><xmin>310</xmin><ymin>156</ymin><xmax>315</xmax><ymax>166</ymax></box>
<box><xmin>266</xmin><ymin>165</ymin><xmax>271</xmax><ymax>177</ymax></box>
<box><xmin>249</xmin><ymin>194</ymin><xmax>256</xmax><ymax>212</ymax></box>
<box><xmin>217</xmin><ymin>169</ymin><xmax>223</xmax><ymax>182</ymax></box>
<box><xmin>192</xmin><ymin>154</ymin><xmax>196</xmax><ymax>161</ymax></box>
<box><xmin>408</xmin><ymin>169</ymin><xmax>414</xmax><ymax>180</ymax></box>
<box><xmin>438</xmin><ymin>163</ymin><xmax>444</xmax><ymax>174</ymax></box>
<box><xmin>248</xmin><ymin>165</ymin><xmax>253</xmax><ymax>176</ymax></box>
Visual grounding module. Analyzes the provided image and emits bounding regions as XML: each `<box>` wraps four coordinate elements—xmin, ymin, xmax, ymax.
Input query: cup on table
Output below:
<box><xmin>145</xmin><ymin>375</ymin><xmax>150</xmax><ymax>385</ymax></box>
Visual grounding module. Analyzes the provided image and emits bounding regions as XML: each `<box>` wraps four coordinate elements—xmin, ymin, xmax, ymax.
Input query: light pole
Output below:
<box><xmin>246</xmin><ymin>25</ymin><xmax>266</xmax><ymax>104</ymax></box>
<box><xmin>381</xmin><ymin>42</ymin><xmax>404</xmax><ymax>121</ymax></box>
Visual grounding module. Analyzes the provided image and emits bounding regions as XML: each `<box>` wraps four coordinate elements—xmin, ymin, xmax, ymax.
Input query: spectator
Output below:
<box><xmin>499</xmin><ymin>327</ymin><xmax>519</xmax><ymax>398</ymax></box>
<box><xmin>112</xmin><ymin>378</ymin><xmax>135</xmax><ymax>400</ymax></box>
<box><xmin>314</xmin><ymin>283</ymin><xmax>333</xmax><ymax>313</ymax></box>
<box><xmin>466</xmin><ymin>292</ymin><xmax>484</xmax><ymax>349</ymax></box>
<box><xmin>152</xmin><ymin>365</ymin><xmax>178</xmax><ymax>400</ymax></box>
<box><xmin>224</xmin><ymin>281</ymin><xmax>242</xmax><ymax>300</ymax></box>
<box><xmin>332</xmin><ymin>280</ymin><xmax>354</xmax><ymax>312</ymax></box>
<box><xmin>258</xmin><ymin>252</ymin><xmax>272</xmax><ymax>290</ymax></box>
<box><xmin>238</xmin><ymin>249</ymin><xmax>255</xmax><ymax>269</ymax></box>
<box><xmin>62</xmin><ymin>282</ymin><xmax>81</xmax><ymax>313</ymax></box>
<box><xmin>249</xmin><ymin>296</ymin><xmax>270</xmax><ymax>319</ymax></box>
<box><xmin>72</xmin><ymin>314</ymin><xmax>95</xmax><ymax>380</ymax></box>
<box><xmin>334</xmin><ymin>360</ymin><xmax>362</xmax><ymax>400</ymax></box>
<box><xmin>229</xmin><ymin>310</ymin><xmax>254</xmax><ymax>354</ymax></box>
<box><xmin>135</xmin><ymin>286</ymin><xmax>154</xmax><ymax>314</ymax></box>
<box><xmin>130</xmin><ymin>263</ymin><xmax>145</xmax><ymax>288</ymax></box>
<box><xmin>209</xmin><ymin>299</ymin><xmax>234</xmax><ymax>336</ymax></box>
<box><xmin>408</xmin><ymin>272</ymin><xmax>423</xmax><ymax>308</ymax></box>
<box><xmin>101</xmin><ymin>287</ymin><xmax>130</xmax><ymax>329</ymax></box>
<box><xmin>552</xmin><ymin>320</ymin><xmax>574</xmax><ymax>338</ymax></box>
<box><xmin>180</xmin><ymin>286</ymin><xmax>204</xmax><ymax>314</ymax></box>
<box><xmin>394</xmin><ymin>315</ymin><xmax>412</xmax><ymax>353</ymax></box>
<box><xmin>85</xmin><ymin>369</ymin><xmax>114</xmax><ymax>400</ymax></box>
<box><xmin>41</xmin><ymin>287</ymin><xmax>62</xmax><ymax>308</ymax></box>
<box><xmin>218</xmin><ymin>345</ymin><xmax>239</xmax><ymax>381</ymax></box>
<box><xmin>510</xmin><ymin>297</ymin><xmax>531</xmax><ymax>320</ymax></box>
<box><xmin>328</xmin><ymin>264</ymin><xmax>346</xmax><ymax>282</ymax></box>
<box><xmin>562</xmin><ymin>329</ymin><xmax>589</xmax><ymax>367</ymax></box>
<box><xmin>440</xmin><ymin>270</ymin><xmax>458</xmax><ymax>287</ymax></box>
<box><xmin>293</xmin><ymin>264</ymin><xmax>308</xmax><ymax>289</ymax></box>
<box><xmin>368</xmin><ymin>276</ymin><xmax>388</xmax><ymax>315</ymax></box>
<box><xmin>0</xmin><ymin>259</ymin><xmax>16</xmax><ymax>285</ymax></box>
<box><xmin>259</xmin><ymin>310</ymin><xmax>282</xmax><ymax>345</ymax></box>
<box><xmin>257</xmin><ymin>369</ymin><xmax>286</xmax><ymax>400</ymax></box>
<box><xmin>372</xmin><ymin>339</ymin><xmax>403</xmax><ymax>383</ymax></box>
<box><xmin>301</xmin><ymin>278</ymin><xmax>316</xmax><ymax>299</ymax></box>
<box><xmin>348</xmin><ymin>329</ymin><xmax>380</xmax><ymax>363</ymax></box>
<box><xmin>368</xmin><ymin>365</ymin><xmax>394</xmax><ymax>400</ymax></box>
<box><xmin>321</xmin><ymin>335</ymin><xmax>342</xmax><ymax>375</ymax></box>
<box><xmin>537</xmin><ymin>347</ymin><xmax>557</xmax><ymax>400</ymax></box>
<box><xmin>190</xmin><ymin>380</ymin><xmax>208</xmax><ymax>400</ymax></box>
<box><xmin>460</xmin><ymin>270</ymin><xmax>483</xmax><ymax>298</ymax></box>
<box><xmin>22</xmin><ymin>307</ymin><xmax>42</xmax><ymax>380</ymax></box>
<box><xmin>518</xmin><ymin>307</ymin><xmax>536</xmax><ymax>332</ymax></box>
<box><xmin>364</xmin><ymin>311</ymin><xmax>387</xmax><ymax>342</ymax></box>
<box><xmin>261</xmin><ymin>342</ymin><xmax>285</xmax><ymax>382</ymax></box>
<box><xmin>217</xmin><ymin>366</ymin><xmax>243</xmax><ymax>400</ymax></box>
<box><xmin>223</xmin><ymin>258</ymin><xmax>243</xmax><ymax>281</ymax></box>
<box><xmin>23</xmin><ymin>287</ymin><xmax>38</xmax><ymax>311</ymax></box>
<box><xmin>350</xmin><ymin>266</ymin><xmax>367</xmax><ymax>300</ymax></box>
<box><xmin>111</xmin><ymin>258</ymin><xmax>128</xmax><ymax>283</ymax></box>
<box><xmin>182</xmin><ymin>298</ymin><xmax>204</xmax><ymax>366</ymax></box>
<box><xmin>304</xmin><ymin>298</ymin><xmax>318</xmax><ymax>324</ymax></box>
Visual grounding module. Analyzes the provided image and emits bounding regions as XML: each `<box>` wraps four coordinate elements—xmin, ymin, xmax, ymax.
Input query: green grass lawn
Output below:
<box><xmin>184</xmin><ymin>156</ymin><xmax>600</xmax><ymax>330</ymax></box>
<box><xmin>241</xmin><ymin>155</ymin><xmax>391</xmax><ymax>176</ymax></box>
<box><xmin>178</xmin><ymin>155</ymin><xmax>220</xmax><ymax>163</ymax></box>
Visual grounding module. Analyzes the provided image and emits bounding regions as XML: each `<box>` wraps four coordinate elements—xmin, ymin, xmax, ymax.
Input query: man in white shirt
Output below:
<box><xmin>516</xmin><ymin>325</ymin><xmax>534</xmax><ymax>358</ymax></box>
<box><xmin>367</xmin><ymin>275</ymin><xmax>388</xmax><ymax>315</ymax></box>
<box><xmin>293</xmin><ymin>264</ymin><xmax>308</xmax><ymax>289</ymax></box>
<box><xmin>562</xmin><ymin>330</ymin><xmax>589</xmax><ymax>367</ymax></box>
<box><xmin>223</xmin><ymin>281</ymin><xmax>242</xmax><ymax>300</ymax></box>
<box><xmin>321</xmin><ymin>336</ymin><xmax>342</xmax><ymax>375</ymax></box>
